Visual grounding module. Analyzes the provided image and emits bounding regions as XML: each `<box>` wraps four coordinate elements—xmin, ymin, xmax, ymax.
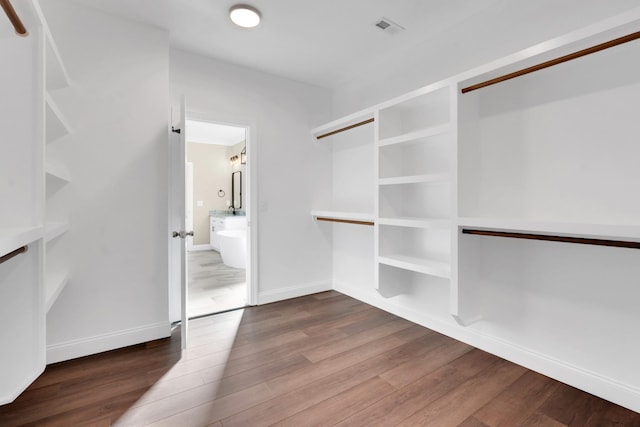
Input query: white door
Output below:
<box><xmin>170</xmin><ymin>97</ymin><xmax>190</xmax><ymax>349</ymax></box>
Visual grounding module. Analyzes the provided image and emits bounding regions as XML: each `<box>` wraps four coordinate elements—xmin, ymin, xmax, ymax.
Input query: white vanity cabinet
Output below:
<box><xmin>209</xmin><ymin>214</ymin><xmax>247</xmax><ymax>251</ymax></box>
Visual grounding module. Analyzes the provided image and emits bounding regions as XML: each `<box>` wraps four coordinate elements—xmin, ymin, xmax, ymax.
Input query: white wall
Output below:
<box><xmin>41</xmin><ymin>1</ymin><xmax>171</xmax><ymax>362</ymax></box>
<box><xmin>170</xmin><ymin>49</ymin><xmax>333</xmax><ymax>303</ymax></box>
<box><xmin>333</xmin><ymin>0</ymin><xmax>640</xmax><ymax>115</ymax></box>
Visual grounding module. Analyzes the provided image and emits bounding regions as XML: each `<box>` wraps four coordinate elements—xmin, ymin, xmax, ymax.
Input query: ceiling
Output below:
<box><xmin>186</xmin><ymin>120</ymin><xmax>245</xmax><ymax>146</ymax></box>
<box><xmin>69</xmin><ymin>0</ymin><xmax>506</xmax><ymax>88</ymax></box>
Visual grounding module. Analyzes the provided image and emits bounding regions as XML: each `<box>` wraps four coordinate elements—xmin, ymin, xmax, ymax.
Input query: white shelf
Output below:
<box><xmin>311</xmin><ymin>211</ymin><xmax>375</xmax><ymax>223</ymax></box>
<box><xmin>0</xmin><ymin>227</ymin><xmax>44</xmax><ymax>259</ymax></box>
<box><xmin>45</xmin><ymin>38</ymin><xmax>71</xmax><ymax>90</ymax></box>
<box><xmin>45</xmin><ymin>93</ymin><xmax>72</xmax><ymax>143</ymax></box>
<box><xmin>45</xmin><ymin>222</ymin><xmax>69</xmax><ymax>243</ymax></box>
<box><xmin>33</xmin><ymin>0</ymin><xmax>71</xmax><ymax>91</ymax></box>
<box><xmin>378</xmin><ymin>254</ymin><xmax>451</xmax><ymax>279</ymax></box>
<box><xmin>378</xmin><ymin>217</ymin><xmax>450</xmax><ymax>229</ymax></box>
<box><xmin>458</xmin><ymin>217</ymin><xmax>640</xmax><ymax>242</ymax></box>
<box><xmin>45</xmin><ymin>270</ymin><xmax>69</xmax><ymax>312</ymax></box>
<box><xmin>377</xmin><ymin>123</ymin><xmax>451</xmax><ymax>147</ymax></box>
<box><xmin>378</xmin><ymin>173</ymin><xmax>449</xmax><ymax>186</ymax></box>
<box><xmin>45</xmin><ymin>161</ymin><xmax>71</xmax><ymax>183</ymax></box>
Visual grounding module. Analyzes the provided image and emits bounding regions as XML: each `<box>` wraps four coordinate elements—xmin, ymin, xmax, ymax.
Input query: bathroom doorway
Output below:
<box><xmin>184</xmin><ymin>119</ymin><xmax>250</xmax><ymax>318</ymax></box>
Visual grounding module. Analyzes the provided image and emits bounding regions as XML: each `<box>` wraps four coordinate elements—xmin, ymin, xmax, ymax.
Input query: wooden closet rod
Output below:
<box><xmin>461</xmin><ymin>30</ymin><xmax>640</xmax><ymax>94</ymax></box>
<box><xmin>316</xmin><ymin>217</ymin><xmax>374</xmax><ymax>226</ymax></box>
<box><xmin>0</xmin><ymin>245</ymin><xmax>28</xmax><ymax>265</ymax></box>
<box><xmin>0</xmin><ymin>0</ymin><xmax>28</xmax><ymax>37</ymax></box>
<box><xmin>316</xmin><ymin>118</ymin><xmax>374</xmax><ymax>140</ymax></box>
<box><xmin>462</xmin><ymin>229</ymin><xmax>640</xmax><ymax>249</ymax></box>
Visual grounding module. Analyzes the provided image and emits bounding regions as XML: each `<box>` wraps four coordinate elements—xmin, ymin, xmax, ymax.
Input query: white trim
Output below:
<box><xmin>187</xmin><ymin>244</ymin><xmax>212</xmax><ymax>252</ymax></box>
<box><xmin>46</xmin><ymin>322</ymin><xmax>171</xmax><ymax>364</ymax></box>
<box><xmin>333</xmin><ymin>281</ymin><xmax>640</xmax><ymax>414</ymax></box>
<box><xmin>184</xmin><ymin>108</ymin><xmax>259</xmax><ymax>307</ymax></box>
<box><xmin>257</xmin><ymin>281</ymin><xmax>332</xmax><ymax>305</ymax></box>
<box><xmin>0</xmin><ymin>366</ymin><xmax>44</xmax><ymax>406</ymax></box>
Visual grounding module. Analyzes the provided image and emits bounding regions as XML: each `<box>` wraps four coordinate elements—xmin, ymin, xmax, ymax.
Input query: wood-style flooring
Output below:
<box><xmin>1</xmin><ymin>291</ymin><xmax>639</xmax><ymax>426</ymax></box>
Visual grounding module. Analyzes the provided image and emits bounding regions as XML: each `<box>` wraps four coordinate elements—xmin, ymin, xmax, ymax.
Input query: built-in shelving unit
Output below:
<box><xmin>36</xmin><ymin>0</ymin><xmax>72</xmax><ymax>316</ymax></box>
<box><xmin>0</xmin><ymin>0</ymin><xmax>47</xmax><ymax>404</ymax></box>
<box><xmin>0</xmin><ymin>227</ymin><xmax>43</xmax><ymax>259</ymax></box>
<box><xmin>45</xmin><ymin>93</ymin><xmax>71</xmax><ymax>143</ymax></box>
<box><xmin>45</xmin><ymin>270</ymin><xmax>69</xmax><ymax>312</ymax></box>
<box><xmin>43</xmin><ymin>23</ymin><xmax>71</xmax><ymax>91</ymax></box>
<box><xmin>378</xmin><ymin>173</ymin><xmax>449</xmax><ymax>186</ymax></box>
<box><xmin>375</xmin><ymin>84</ymin><xmax>454</xmax><ymax>289</ymax></box>
<box><xmin>450</xmin><ymin>11</ymin><xmax>640</xmax><ymax>411</ymax></box>
<box><xmin>1</xmin><ymin>2</ymin><xmax>74</xmax><ymax>402</ymax></box>
<box><xmin>378</xmin><ymin>254</ymin><xmax>450</xmax><ymax>279</ymax></box>
<box><xmin>377</xmin><ymin>217</ymin><xmax>450</xmax><ymax>229</ymax></box>
<box><xmin>44</xmin><ymin>221</ymin><xmax>70</xmax><ymax>243</ymax></box>
<box><xmin>45</xmin><ymin>161</ymin><xmax>71</xmax><ymax>183</ymax></box>
<box><xmin>311</xmin><ymin>9</ymin><xmax>640</xmax><ymax>413</ymax></box>
<box><xmin>312</xmin><ymin>111</ymin><xmax>376</xmax><ymax>292</ymax></box>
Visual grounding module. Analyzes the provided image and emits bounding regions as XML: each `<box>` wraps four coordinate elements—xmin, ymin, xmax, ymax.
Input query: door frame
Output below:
<box><xmin>168</xmin><ymin>107</ymin><xmax>258</xmax><ymax>327</ymax></box>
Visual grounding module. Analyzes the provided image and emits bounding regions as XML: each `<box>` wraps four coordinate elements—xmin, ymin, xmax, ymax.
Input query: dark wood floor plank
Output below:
<box><xmin>311</xmin><ymin>290</ymin><xmax>343</xmax><ymax>300</ymax></box>
<box><xmin>538</xmin><ymin>382</ymin><xmax>640</xmax><ymax>427</ymax></box>
<box><xmin>205</xmin><ymin>353</ymin><xmax>311</xmax><ymax>398</ymax></box>
<box><xmin>205</xmin><ymin>328</ymin><xmax>347</xmax><ymax>380</ymax></box>
<box><xmin>335</xmin><ymin>349</ymin><xmax>500</xmax><ymax>427</ymax></box>
<box><xmin>1</xmin><ymin>292</ymin><xmax>638</xmax><ymax>426</ymax></box>
<box><xmin>28</xmin><ymin>337</ymin><xmax>179</xmax><ymax>390</ymax></box>
<box><xmin>470</xmin><ymin>370</ymin><xmax>560</xmax><ymax>427</ymax></box>
<box><xmin>302</xmin><ymin>304</ymin><xmax>387</xmax><ymax>336</ymax></box>
<box><xmin>302</xmin><ymin>317</ymin><xmax>413</xmax><ymax>362</ymax></box>
<box><xmin>458</xmin><ymin>416</ymin><xmax>491</xmax><ymax>427</ymax></box>
<box><xmin>397</xmin><ymin>357</ymin><xmax>528</xmax><ymax>426</ymax></box>
<box><xmin>122</xmin><ymin>383</ymin><xmax>273</xmax><ymax>427</ymax></box>
<box><xmin>379</xmin><ymin>335</ymin><xmax>473</xmax><ymax>388</ymax></box>
<box><xmin>335</xmin><ymin>308</ymin><xmax>398</xmax><ymax>335</ymax></box>
<box><xmin>223</xmin><ymin>334</ymin><xmax>456</xmax><ymax>426</ymax></box>
<box><xmin>0</xmin><ymin>371</ymin><xmax>152</xmax><ymax>426</ymax></box>
<box><xmin>272</xmin><ymin>376</ymin><xmax>396</xmax><ymax>427</ymax></box>
<box><xmin>520</xmin><ymin>412</ymin><xmax>568</xmax><ymax>427</ymax></box>
<box><xmin>264</xmin><ymin>333</ymin><xmax>406</xmax><ymax>397</ymax></box>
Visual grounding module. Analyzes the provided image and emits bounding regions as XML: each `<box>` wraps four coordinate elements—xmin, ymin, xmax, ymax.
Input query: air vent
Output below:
<box><xmin>375</xmin><ymin>17</ymin><xmax>405</xmax><ymax>34</ymax></box>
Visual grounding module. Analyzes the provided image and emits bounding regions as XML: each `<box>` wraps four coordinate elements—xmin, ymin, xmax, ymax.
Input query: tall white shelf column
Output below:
<box><xmin>35</xmin><ymin>0</ymin><xmax>73</xmax><ymax>312</ymax></box>
<box><xmin>310</xmin><ymin>112</ymin><xmax>376</xmax><ymax>291</ymax></box>
<box><xmin>375</xmin><ymin>83</ymin><xmax>454</xmax><ymax>289</ymax></box>
<box><xmin>0</xmin><ymin>0</ymin><xmax>74</xmax><ymax>404</ymax></box>
<box><xmin>0</xmin><ymin>0</ymin><xmax>46</xmax><ymax>404</ymax></box>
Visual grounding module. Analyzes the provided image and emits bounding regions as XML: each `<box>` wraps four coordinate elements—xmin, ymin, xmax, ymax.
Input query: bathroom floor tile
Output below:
<box><xmin>187</xmin><ymin>250</ymin><xmax>246</xmax><ymax>318</ymax></box>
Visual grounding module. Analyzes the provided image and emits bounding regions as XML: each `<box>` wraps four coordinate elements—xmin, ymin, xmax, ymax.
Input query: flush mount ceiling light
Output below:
<box><xmin>229</xmin><ymin>4</ymin><xmax>261</xmax><ymax>28</ymax></box>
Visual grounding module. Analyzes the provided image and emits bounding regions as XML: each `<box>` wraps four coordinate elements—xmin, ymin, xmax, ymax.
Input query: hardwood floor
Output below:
<box><xmin>1</xmin><ymin>291</ymin><xmax>638</xmax><ymax>426</ymax></box>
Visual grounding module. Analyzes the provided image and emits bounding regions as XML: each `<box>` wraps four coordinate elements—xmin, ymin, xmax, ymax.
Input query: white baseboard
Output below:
<box><xmin>257</xmin><ymin>280</ymin><xmax>332</xmax><ymax>305</ymax></box>
<box><xmin>188</xmin><ymin>244</ymin><xmax>212</xmax><ymax>252</ymax></box>
<box><xmin>46</xmin><ymin>322</ymin><xmax>171</xmax><ymax>364</ymax></box>
<box><xmin>333</xmin><ymin>281</ymin><xmax>640</xmax><ymax>414</ymax></box>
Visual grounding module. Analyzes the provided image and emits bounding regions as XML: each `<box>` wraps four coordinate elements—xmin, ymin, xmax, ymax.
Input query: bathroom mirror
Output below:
<box><xmin>231</xmin><ymin>171</ymin><xmax>242</xmax><ymax>209</ymax></box>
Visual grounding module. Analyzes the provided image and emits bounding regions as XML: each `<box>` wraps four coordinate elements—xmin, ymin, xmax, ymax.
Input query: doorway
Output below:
<box><xmin>185</xmin><ymin>119</ymin><xmax>250</xmax><ymax>318</ymax></box>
